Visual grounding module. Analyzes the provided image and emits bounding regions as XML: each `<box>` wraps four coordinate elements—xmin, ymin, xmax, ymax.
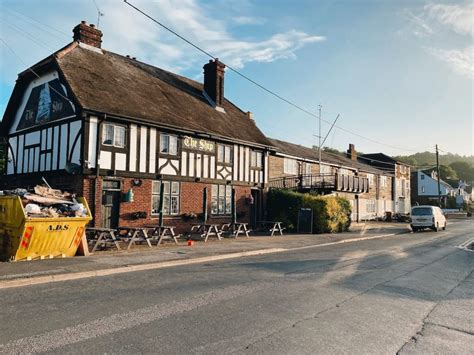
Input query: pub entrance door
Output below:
<box><xmin>250</xmin><ymin>189</ymin><xmax>260</xmax><ymax>229</ymax></box>
<box><xmin>101</xmin><ymin>180</ymin><xmax>121</xmax><ymax>229</ymax></box>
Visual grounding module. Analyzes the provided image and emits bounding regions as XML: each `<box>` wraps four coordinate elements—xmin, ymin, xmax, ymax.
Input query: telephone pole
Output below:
<box><xmin>435</xmin><ymin>144</ymin><xmax>442</xmax><ymax>207</ymax></box>
<box><xmin>318</xmin><ymin>105</ymin><xmax>322</xmax><ymax>169</ymax></box>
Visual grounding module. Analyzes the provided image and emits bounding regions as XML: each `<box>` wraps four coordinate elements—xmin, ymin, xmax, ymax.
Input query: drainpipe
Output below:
<box><xmin>93</xmin><ymin>114</ymin><xmax>106</xmax><ymax>226</ymax></box>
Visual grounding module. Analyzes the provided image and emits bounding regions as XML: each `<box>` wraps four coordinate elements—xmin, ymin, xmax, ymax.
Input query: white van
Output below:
<box><xmin>411</xmin><ymin>206</ymin><xmax>447</xmax><ymax>232</ymax></box>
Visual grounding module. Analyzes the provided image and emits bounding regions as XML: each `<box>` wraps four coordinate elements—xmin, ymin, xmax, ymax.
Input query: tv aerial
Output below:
<box><xmin>92</xmin><ymin>0</ymin><xmax>105</xmax><ymax>29</ymax></box>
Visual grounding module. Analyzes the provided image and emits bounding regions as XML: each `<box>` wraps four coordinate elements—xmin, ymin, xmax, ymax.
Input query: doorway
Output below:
<box><xmin>101</xmin><ymin>180</ymin><xmax>121</xmax><ymax>228</ymax></box>
<box><xmin>250</xmin><ymin>189</ymin><xmax>260</xmax><ymax>229</ymax></box>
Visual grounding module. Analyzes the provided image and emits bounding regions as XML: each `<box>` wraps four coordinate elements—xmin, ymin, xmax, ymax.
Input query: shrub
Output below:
<box><xmin>267</xmin><ymin>189</ymin><xmax>352</xmax><ymax>234</ymax></box>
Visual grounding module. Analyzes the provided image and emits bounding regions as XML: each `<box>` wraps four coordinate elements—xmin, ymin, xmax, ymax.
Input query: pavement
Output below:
<box><xmin>0</xmin><ymin>221</ymin><xmax>412</xmax><ymax>288</ymax></box>
<box><xmin>0</xmin><ymin>219</ymin><xmax>472</xmax><ymax>354</ymax></box>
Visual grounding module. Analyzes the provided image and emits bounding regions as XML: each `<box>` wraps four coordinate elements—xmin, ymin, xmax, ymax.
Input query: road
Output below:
<box><xmin>0</xmin><ymin>220</ymin><xmax>472</xmax><ymax>354</ymax></box>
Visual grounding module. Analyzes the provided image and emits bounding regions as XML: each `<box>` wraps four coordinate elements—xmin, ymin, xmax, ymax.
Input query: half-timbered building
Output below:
<box><xmin>0</xmin><ymin>21</ymin><xmax>273</xmax><ymax>231</ymax></box>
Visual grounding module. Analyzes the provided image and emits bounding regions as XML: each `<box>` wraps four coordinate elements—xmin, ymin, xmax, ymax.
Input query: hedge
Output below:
<box><xmin>266</xmin><ymin>189</ymin><xmax>352</xmax><ymax>233</ymax></box>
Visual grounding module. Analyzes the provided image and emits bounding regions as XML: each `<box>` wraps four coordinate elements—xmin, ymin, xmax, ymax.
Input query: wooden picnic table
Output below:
<box><xmin>86</xmin><ymin>227</ymin><xmax>121</xmax><ymax>252</ymax></box>
<box><xmin>117</xmin><ymin>226</ymin><xmax>153</xmax><ymax>250</ymax></box>
<box><xmin>257</xmin><ymin>221</ymin><xmax>285</xmax><ymax>236</ymax></box>
<box><xmin>144</xmin><ymin>225</ymin><xmax>179</xmax><ymax>246</ymax></box>
<box><xmin>189</xmin><ymin>223</ymin><xmax>223</xmax><ymax>242</ymax></box>
<box><xmin>221</xmin><ymin>222</ymin><xmax>251</xmax><ymax>239</ymax></box>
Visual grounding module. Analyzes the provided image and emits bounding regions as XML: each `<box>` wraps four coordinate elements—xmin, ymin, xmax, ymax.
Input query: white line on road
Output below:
<box><xmin>0</xmin><ymin>232</ymin><xmax>411</xmax><ymax>290</ymax></box>
<box><xmin>0</xmin><ymin>282</ymin><xmax>274</xmax><ymax>354</ymax></box>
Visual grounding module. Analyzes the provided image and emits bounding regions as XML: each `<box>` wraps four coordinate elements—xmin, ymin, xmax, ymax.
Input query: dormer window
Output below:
<box><xmin>102</xmin><ymin>124</ymin><xmax>126</xmax><ymax>148</ymax></box>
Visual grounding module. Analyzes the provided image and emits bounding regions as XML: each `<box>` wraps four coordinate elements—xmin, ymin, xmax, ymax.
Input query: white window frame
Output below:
<box><xmin>160</xmin><ymin>134</ymin><xmax>178</xmax><ymax>155</ymax></box>
<box><xmin>284</xmin><ymin>158</ymin><xmax>298</xmax><ymax>174</ymax></box>
<box><xmin>217</xmin><ymin>144</ymin><xmax>232</xmax><ymax>164</ymax></box>
<box><xmin>250</xmin><ymin>151</ymin><xmax>263</xmax><ymax>168</ymax></box>
<box><xmin>211</xmin><ymin>184</ymin><xmax>232</xmax><ymax>215</ymax></box>
<box><xmin>102</xmin><ymin>124</ymin><xmax>126</xmax><ymax>148</ymax></box>
<box><xmin>151</xmin><ymin>181</ymin><xmax>180</xmax><ymax>216</ymax></box>
<box><xmin>366</xmin><ymin>199</ymin><xmax>376</xmax><ymax>213</ymax></box>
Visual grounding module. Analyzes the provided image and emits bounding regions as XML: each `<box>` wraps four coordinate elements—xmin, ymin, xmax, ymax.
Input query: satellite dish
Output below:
<box><xmin>65</xmin><ymin>162</ymin><xmax>81</xmax><ymax>174</ymax></box>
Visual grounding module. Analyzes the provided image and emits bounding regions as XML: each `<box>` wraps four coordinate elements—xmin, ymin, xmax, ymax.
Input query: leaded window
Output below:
<box><xmin>151</xmin><ymin>181</ymin><xmax>180</xmax><ymax>216</ymax></box>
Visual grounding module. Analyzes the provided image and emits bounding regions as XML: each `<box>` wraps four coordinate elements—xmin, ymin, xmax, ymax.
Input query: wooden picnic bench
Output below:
<box><xmin>86</xmin><ymin>227</ymin><xmax>121</xmax><ymax>252</ymax></box>
<box><xmin>221</xmin><ymin>222</ymin><xmax>251</xmax><ymax>238</ymax></box>
<box><xmin>189</xmin><ymin>223</ymin><xmax>223</xmax><ymax>242</ymax></box>
<box><xmin>117</xmin><ymin>226</ymin><xmax>153</xmax><ymax>250</ymax></box>
<box><xmin>257</xmin><ymin>221</ymin><xmax>285</xmax><ymax>236</ymax></box>
<box><xmin>144</xmin><ymin>225</ymin><xmax>179</xmax><ymax>246</ymax></box>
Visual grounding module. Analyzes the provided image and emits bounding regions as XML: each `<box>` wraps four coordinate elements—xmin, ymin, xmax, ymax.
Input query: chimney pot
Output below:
<box><xmin>203</xmin><ymin>59</ymin><xmax>225</xmax><ymax>108</ymax></box>
<box><xmin>90</xmin><ymin>24</ymin><xmax>95</xmax><ymax>28</ymax></box>
<box><xmin>73</xmin><ymin>21</ymin><xmax>103</xmax><ymax>48</ymax></box>
<box><xmin>247</xmin><ymin>111</ymin><xmax>254</xmax><ymax>120</ymax></box>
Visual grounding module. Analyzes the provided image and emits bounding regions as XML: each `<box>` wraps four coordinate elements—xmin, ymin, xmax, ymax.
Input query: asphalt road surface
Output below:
<box><xmin>0</xmin><ymin>220</ymin><xmax>472</xmax><ymax>354</ymax></box>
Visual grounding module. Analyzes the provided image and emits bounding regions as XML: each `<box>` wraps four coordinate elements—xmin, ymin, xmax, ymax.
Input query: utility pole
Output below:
<box><xmin>436</xmin><ymin>144</ymin><xmax>442</xmax><ymax>207</ymax></box>
<box><xmin>318</xmin><ymin>105</ymin><xmax>322</xmax><ymax>170</ymax></box>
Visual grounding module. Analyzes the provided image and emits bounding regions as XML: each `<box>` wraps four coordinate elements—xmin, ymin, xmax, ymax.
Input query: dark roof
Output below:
<box><xmin>359</xmin><ymin>153</ymin><xmax>408</xmax><ymax>166</ymax></box>
<box><xmin>5</xmin><ymin>43</ymin><xmax>272</xmax><ymax>147</ymax></box>
<box><xmin>268</xmin><ymin>138</ymin><xmax>386</xmax><ymax>174</ymax></box>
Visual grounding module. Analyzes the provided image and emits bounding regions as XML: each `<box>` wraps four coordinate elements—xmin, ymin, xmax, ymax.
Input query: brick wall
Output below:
<box><xmin>81</xmin><ymin>177</ymin><xmax>253</xmax><ymax>233</ymax></box>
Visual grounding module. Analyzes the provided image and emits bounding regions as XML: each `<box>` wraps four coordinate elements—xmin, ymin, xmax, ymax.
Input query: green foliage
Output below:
<box><xmin>439</xmin><ymin>165</ymin><xmax>458</xmax><ymax>180</ymax></box>
<box><xmin>394</xmin><ymin>151</ymin><xmax>474</xmax><ymax>167</ymax></box>
<box><xmin>449</xmin><ymin>161</ymin><xmax>474</xmax><ymax>182</ymax></box>
<box><xmin>267</xmin><ymin>189</ymin><xmax>352</xmax><ymax>234</ymax></box>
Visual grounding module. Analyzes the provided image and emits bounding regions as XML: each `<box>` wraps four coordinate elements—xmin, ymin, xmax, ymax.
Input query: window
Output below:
<box><xmin>421</xmin><ymin>174</ymin><xmax>425</xmax><ymax>180</ymax></box>
<box><xmin>366</xmin><ymin>200</ymin><xmax>376</xmax><ymax>213</ymax></box>
<box><xmin>160</xmin><ymin>134</ymin><xmax>178</xmax><ymax>155</ymax></box>
<box><xmin>102</xmin><ymin>124</ymin><xmax>126</xmax><ymax>148</ymax></box>
<box><xmin>151</xmin><ymin>181</ymin><xmax>180</xmax><ymax>215</ymax></box>
<box><xmin>217</xmin><ymin>144</ymin><xmax>232</xmax><ymax>164</ymax></box>
<box><xmin>421</xmin><ymin>186</ymin><xmax>425</xmax><ymax>193</ymax></box>
<box><xmin>380</xmin><ymin>176</ymin><xmax>387</xmax><ymax>188</ymax></box>
<box><xmin>211</xmin><ymin>185</ymin><xmax>232</xmax><ymax>215</ymax></box>
<box><xmin>284</xmin><ymin>158</ymin><xmax>298</xmax><ymax>174</ymax></box>
<box><xmin>251</xmin><ymin>151</ymin><xmax>263</xmax><ymax>168</ymax></box>
<box><xmin>321</xmin><ymin>165</ymin><xmax>332</xmax><ymax>174</ymax></box>
<box><xmin>367</xmin><ymin>174</ymin><xmax>374</xmax><ymax>188</ymax></box>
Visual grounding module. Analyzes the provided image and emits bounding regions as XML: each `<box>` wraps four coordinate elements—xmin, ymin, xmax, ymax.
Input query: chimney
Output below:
<box><xmin>203</xmin><ymin>59</ymin><xmax>225</xmax><ymax>107</ymax></box>
<box><xmin>247</xmin><ymin>111</ymin><xmax>254</xmax><ymax>121</ymax></box>
<box><xmin>347</xmin><ymin>144</ymin><xmax>357</xmax><ymax>161</ymax></box>
<box><xmin>73</xmin><ymin>21</ymin><xmax>103</xmax><ymax>48</ymax></box>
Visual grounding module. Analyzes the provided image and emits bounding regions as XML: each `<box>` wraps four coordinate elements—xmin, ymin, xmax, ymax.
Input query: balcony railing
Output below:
<box><xmin>268</xmin><ymin>173</ymin><xmax>369</xmax><ymax>193</ymax></box>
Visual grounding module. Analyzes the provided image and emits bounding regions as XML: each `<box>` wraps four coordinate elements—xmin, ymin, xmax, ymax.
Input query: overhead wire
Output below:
<box><xmin>122</xmin><ymin>0</ymin><xmax>425</xmax><ymax>154</ymax></box>
<box><xmin>0</xmin><ymin>37</ymin><xmax>76</xmax><ymax>108</ymax></box>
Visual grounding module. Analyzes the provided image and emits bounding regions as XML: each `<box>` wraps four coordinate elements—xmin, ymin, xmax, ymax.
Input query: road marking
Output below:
<box><xmin>0</xmin><ymin>282</ymin><xmax>274</xmax><ymax>354</ymax></box>
<box><xmin>0</xmin><ymin>232</ymin><xmax>409</xmax><ymax>290</ymax></box>
<box><xmin>0</xmin><ymin>249</ymin><xmax>285</xmax><ymax>290</ymax></box>
<box><xmin>288</xmin><ymin>233</ymin><xmax>399</xmax><ymax>251</ymax></box>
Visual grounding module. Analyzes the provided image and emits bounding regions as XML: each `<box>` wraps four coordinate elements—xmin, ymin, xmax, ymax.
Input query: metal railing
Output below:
<box><xmin>268</xmin><ymin>173</ymin><xmax>369</xmax><ymax>193</ymax></box>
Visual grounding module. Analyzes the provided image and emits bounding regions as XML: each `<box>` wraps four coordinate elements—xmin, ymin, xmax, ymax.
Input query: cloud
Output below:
<box><xmin>429</xmin><ymin>45</ymin><xmax>474</xmax><ymax>77</ymax></box>
<box><xmin>214</xmin><ymin>30</ymin><xmax>325</xmax><ymax>68</ymax></box>
<box><xmin>405</xmin><ymin>11</ymin><xmax>433</xmax><ymax>38</ymax></box>
<box><xmin>403</xmin><ymin>2</ymin><xmax>473</xmax><ymax>78</ymax></box>
<box><xmin>233</xmin><ymin>16</ymin><xmax>266</xmax><ymax>25</ymax></box>
<box><xmin>425</xmin><ymin>3</ymin><xmax>474</xmax><ymax>36</ymax></box>
<box><xmin>105</xmin><ymin>0</ymin><xmax>324</xmax><ymax>72</ymax></box>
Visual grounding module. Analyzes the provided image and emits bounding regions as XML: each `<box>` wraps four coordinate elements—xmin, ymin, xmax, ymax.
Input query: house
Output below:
<box><xmin>411</xmin><ymin>169</ymin><xmax>457</xmax><ymax>206</ymax></box>
<box><xmin>358</xmin><ymin>153</ymin><xmax>411</xmax><ymax>214</ymax></box>
<box><xmin>267</xmin><ymin>139</ymin><xmax>395</xmax><ymax>221</ymax></box>
<box><xmin>0</xmin><ymin>21</ymin><xmax>274</xmax><ymax>231</ymax></box>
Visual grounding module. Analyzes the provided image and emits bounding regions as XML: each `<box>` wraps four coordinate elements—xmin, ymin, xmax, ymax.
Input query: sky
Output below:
<box><xmin>0</xmin><ymin>0</ymin><xmax>472</xmax><ymax>156</ymax></box>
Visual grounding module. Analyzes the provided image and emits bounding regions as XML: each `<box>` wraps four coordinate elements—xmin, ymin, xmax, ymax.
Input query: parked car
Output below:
<box><xmin>411</xmin><ymin>206</ymin><xmax>447</xmax><ymax>232</ymax></box>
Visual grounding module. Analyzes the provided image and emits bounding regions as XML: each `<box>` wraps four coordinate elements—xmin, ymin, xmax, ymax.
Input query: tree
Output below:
<box><xmin>439</xmin><ymin>165</ymin><xmax>458</xmax><ymax>181</ymax></box>
<box><xmin>449</xmin><ymin>161</ymin><xmax>474</xmax><ymax>182</ymax></box>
